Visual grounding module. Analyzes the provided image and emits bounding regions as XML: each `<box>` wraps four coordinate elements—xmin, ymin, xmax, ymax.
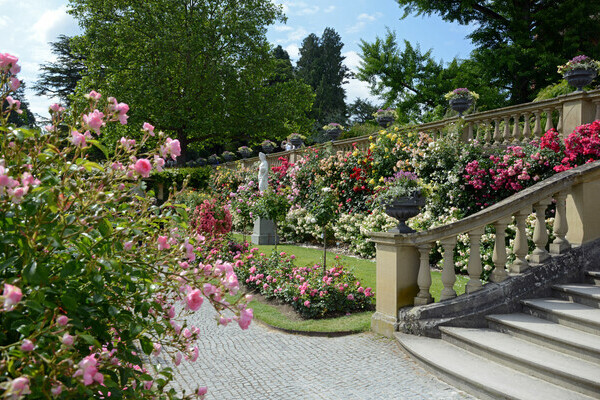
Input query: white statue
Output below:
<box><xmin>258</xmin><ymin>152</ymin><xmax>269</xmax><ymax>192</ymax></box>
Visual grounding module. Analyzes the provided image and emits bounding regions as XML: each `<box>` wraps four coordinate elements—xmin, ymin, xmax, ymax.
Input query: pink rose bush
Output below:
<box><xmin>0</xmin><ymin>53</ymin><xmax>250</xmax><ymax>399</ymax></box>
<box><xmin>236</xmin><ymin>249</ymin><xmax>374</xmax><ymax>318</ymax></box>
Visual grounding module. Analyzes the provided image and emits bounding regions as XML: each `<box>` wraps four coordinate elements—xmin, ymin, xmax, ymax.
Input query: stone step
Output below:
<box><xmin>395</xmin><ymin>332</ymin><xmax>594</xmax><ymax>400</ymax></box>
<box><xmin>521</xmin><ymin>298</ymin><xmax>600</xmax><ymax>335</ymax></box>
<box><xmin>440</xmin><ymin>327</ymin><xmax>600</xmax><ymax>398</ymax></box>
<box><xmin>586</xmin><ymin>271</ymin><xmax>600</xmax><ymax>285</ymax></box>
<box><xmin>486</xmin><ymin>313</ymin><xmax>600</xmax><ymax>364</ymax></box>
<box><xmin>553</xmin><ymin>283</ymin><xmax>600</xmax><ymax>308</ymax></box>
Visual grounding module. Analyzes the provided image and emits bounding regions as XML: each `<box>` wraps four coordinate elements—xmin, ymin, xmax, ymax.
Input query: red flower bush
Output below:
<box><xmin>553</xmin><ymin>121</ymin><xmax>600</xmax><ymax>172</ymax></box>
<box><xmin>191</xmin><ymin>199</ymin><xmax>233</xmax><ymax>237</ymax></box>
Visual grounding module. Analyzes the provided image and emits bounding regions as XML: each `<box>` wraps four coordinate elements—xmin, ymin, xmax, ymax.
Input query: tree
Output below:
<box><xmin>297</xmin><ymin>28</ymin><xmax>351</xmax><ymax>127</ymax></box>
<box><xmin>358</xmin><ymin>30</ymin><xmax>507</xmax><ymax>122</ymax></box>
<box><xmin>68</xmin><ymin>0</ymin><xmax>311</xmax><ymax>162</ymax></box>
<box><xmin>33</xmin><ymin>35</ymin><xmax>86</xmax><ymax>106</ymax></box>
<box><xmin>395</xmin><ymin>0</ymin><xmax>600</xmax><ymax>103</ymax></box>
<box><xmin>348</xmin><ymin>98</ymin><xmax>378</xmax><ymax>124</ymax></box>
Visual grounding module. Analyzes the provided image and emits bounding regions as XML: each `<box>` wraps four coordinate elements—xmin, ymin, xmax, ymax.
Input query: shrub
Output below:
<box><xmin>191</xmin><ymin>199</ymin><xmax>233</xmax><ymax>237</ymax></box>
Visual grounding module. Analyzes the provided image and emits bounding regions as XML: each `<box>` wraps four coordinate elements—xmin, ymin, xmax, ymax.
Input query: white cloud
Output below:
<box><xmin>343</xmin><ymin>51</ymin><xmax>363</xmax><ymax>70</ymax></box>
<box><xmin>275</xmin><ymin>26</ymin><xmax>308</xmax><ymax>44</ymax></box>
<box><xmin>357</xmin><ymin>13</ymin><xmax>377</xmax><ymax>22</ymax></box>
<box><xmin>296</xmin><ymin>6</ymin><xmax>320</xmax><ymax>16</ymax></box>
<box><xmin>344</xmin><ymin>78</ymin><xmax>381</xmax><ymax>105</ymax></box>
<box><xmin>30</xmin><ymin>5</ymin><xmax>77</xmax><ymax>45</ymax></box>
<box><xmin>323</xmin><ymin>6</ymin><xmax>335</xmax><ymax>13</ymax></box>
<box><xmin>273</xmin><ymin>25</ymin><xmax>293</xmax><ymax>32</ymax></box>
<box><xmin>347</xmin><ymin>12</ymin><xmax>383</xmax><ymax>34</ymax></box>
<box><xmin>285</xmin><ymin>44</ymin><xmax>300</xmax><ymax>60</ymax></box>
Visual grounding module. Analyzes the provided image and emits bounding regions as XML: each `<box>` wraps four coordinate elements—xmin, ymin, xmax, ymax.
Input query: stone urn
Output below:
<box><xmin>197</xmin><ymin>158</ymin><xmax>207</xmax><ymax>167</ymax></box>
<box><xmin>385</xmin><ymin>195</ymin><xmax>426</xmax><ymax>233</ymax></box>
<box><xmin>449</xmin><ymin>97</ymin><xmax>472</xmax><ymax>116</ymax></box>
<box><xmin>239</xmin><ymin>149</ymin><xmax>251</xmax><ymax>159</ymax></box>
<box><xmin>208</xmin><ymin>155</ymin><xmax>219</xmax><ymax>165</ymax></box>
<box><xmin>563</xmin><ymin>68</ymin><xmax>597</xmax><ymax>91</ymax></box>
<box><xmin>376</xmin><ymin>116</ymin><xmax>394</xmax><ymax>128</ymax></box>
<box><xmin>290</xmin><ymin>136</ymin><xmax>303</xmax><ymax>147</ymax></box>
<box><xmin>222</xmin><ymin>152</ymin><xmax>234</xmax><ymax>162</ymax></box>
<box><xmin>262</xmin><ymin>143</ymin><xmax>275</xmax><ymax>154</ymax></box>
<box><xmin>325</xmin><ymin>128</ymin><xmax>341</xmax><ymax>141</ymax></box>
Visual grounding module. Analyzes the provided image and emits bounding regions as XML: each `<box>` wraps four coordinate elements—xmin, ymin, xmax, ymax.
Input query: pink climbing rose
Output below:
<box><xmin>21</xmin><ymin>339</ymin><xmax>34</xmax><ymax>352</ymax></box>
<box><xmin>73</xmin><ymin>354</ymin><xmax>103</xmax><ymax>386</ymax></box>
<box><xmin>3</xmin><ymin>283</ymin><xmax>22</xmax><ymax>311</ymax></box>
<box><xmin>57</xmin><ymin>315</ymin><xmax>69</xmax><ymax>326</ymax></box>
<box><xmin>143</xmin><ymin>122</ymin><xmax>155</xmax><ymax>136</ymax></box>
<box><xmin>186</xmin><ymin>289</ymin><xmax>203</xmax><ymax>311</ymax></box>
<box><xmin>7</xmin><ymin>377</ymin><xmax>30</xmax><ymax>397</ymax></box>
<box><xmin>134</xmin><ymin>158</ymin><xmax>152</xmax><ymax>178</ymax></box>
<box><xmin>83</xmin><ymin>109</ymin><xmax>104</xmax><ymax>134</ymax></box>
<box><xmin>157</xmin><ymin>236</ymin><xmax>170</xmax><ymax>250</ymax></box>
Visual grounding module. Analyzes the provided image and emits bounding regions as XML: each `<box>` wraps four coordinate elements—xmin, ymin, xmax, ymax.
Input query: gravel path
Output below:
<box><xmin>163</xmin><ymin>303</ymin><xmax>474</xmax><ymax>400</ymax></box>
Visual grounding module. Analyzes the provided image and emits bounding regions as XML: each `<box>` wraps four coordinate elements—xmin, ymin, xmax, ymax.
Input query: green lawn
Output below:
<box><xmin>232</xmin><ymin>234</ymin><xmax>468</xmax><ymax>333</ymax></box>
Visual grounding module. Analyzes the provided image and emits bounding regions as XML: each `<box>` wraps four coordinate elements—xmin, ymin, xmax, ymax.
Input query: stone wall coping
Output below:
<box><xmin>371</xmin><ymin>160</ymin><xmax>600</xmax><ymax>246</ymax></box>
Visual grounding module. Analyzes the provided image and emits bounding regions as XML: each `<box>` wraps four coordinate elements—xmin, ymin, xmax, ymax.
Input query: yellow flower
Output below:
<box><xmin>369</xmin><ymin>136</ymin><xmax>373</xmax><ymax>140</ymax></box>
<box><xmin>379</xmin><ymin>176</ymin><xmax>385</xmax><ymax>182</ymax></box>
<box><xmin>394</xmin><ymin>127</ymin><xmax>399</xmax><ymax>132</ymax></box>
<box><xmin>392</xmin><ymin>134</ymin><xmax>397</xmax><ymax>140</ymax></box>
<box><xmin>352</xmin><ymin>150</ymin><xmax>359</xmax><ymax>157</ymax></box>
<box><xmin>369</xmin><ymin>178</ymin><xmax>376</xmax><ymax>185</ymax></box>
<box><xmin>369</xmin><ymin>143</ymin><xmax>375</xmax><ymax>150</ymax></box>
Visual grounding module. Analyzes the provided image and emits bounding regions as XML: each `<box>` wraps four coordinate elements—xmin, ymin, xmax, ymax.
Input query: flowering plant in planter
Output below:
<box><xmin>557</xmin><ymin>55</ymin><xmax>600</xmax><ymax>75</ymax></box>
<box><xmin>322</xmin><ymin>122</ymin><xmax>344</xmax><ymax>131</ymax></box>
<box><xmin>375</xmin><ymin>171</ymin><xmax>424</xmax><ymax>205</ymax></box>
<box><xmin>261</xmin><ymin>140</ymin><xmax>276</xmax><ymax>153</ymax></box>
<box><xmin>373</xmin><ymin>108</ymin><xmax>397</xmax><ymax>119</ymax></box>
<box><xmin>444</xmin><ymin>88</ymin><xmax>480</xmax><ymax>101</ymax></box>
<box><xmin>237</xmin><ymin>146</ymin><xmax>252</xmax><ymax>157</ymax></box>
<box><xmin>208</xmin><ymin>154</ymin><xmax>220</xmax><ymax>164</ymax></box>
<box><xmin>222</xmin><ymin>150</ymin><xmax>235</xmax><ymax>161</ymax></box>
<box><xmin>288</xmin><ymin>133</ymin><xmax>305</xmax><ymax>141</ymax></box>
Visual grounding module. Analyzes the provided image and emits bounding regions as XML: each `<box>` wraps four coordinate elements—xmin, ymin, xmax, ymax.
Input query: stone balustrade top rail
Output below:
<box><xmin>228</xmin><ymin>89</ymin><xmax>600</xmax><ymax>168</ymax></box>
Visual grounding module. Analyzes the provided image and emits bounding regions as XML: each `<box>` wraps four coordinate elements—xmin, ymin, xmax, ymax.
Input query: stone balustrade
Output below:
<box><xmin>223</xmin><ymin>89</ymin><xmax>600</xmax><ymax>170</ymax></box>
<box><xmin>370</xmin><ymin>161</ymin><xmax>600</xmax><ymax>337</ymax></box>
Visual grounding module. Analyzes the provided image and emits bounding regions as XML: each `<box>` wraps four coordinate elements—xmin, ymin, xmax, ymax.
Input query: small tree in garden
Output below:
<box><xmin>309</xmin><ymin>186</ymin><xmax>338</xmax><ymax>271</ymax></box>
<box><xmin>251</xmin><ymin>188</ymin><xmax>290</xmax><ymax>250</ymax></box>
<box><xmin>0</xmin><ymin>53</ymin><xmax>251</xmax><ymax>399</ymax></box>
<box><xmin>191</xmin><ymin>198</ymin><xmax>233</xmax><ymax>237</ymax></box>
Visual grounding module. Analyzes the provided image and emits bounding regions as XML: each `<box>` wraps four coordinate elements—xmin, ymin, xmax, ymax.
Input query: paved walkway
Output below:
<box><xmin>167</xmin><ymin>304</ymin><xmax>474</xmax><ymax>400</ymax></box>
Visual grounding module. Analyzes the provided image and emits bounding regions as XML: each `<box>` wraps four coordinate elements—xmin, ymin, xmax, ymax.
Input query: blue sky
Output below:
<box><xmin>0</xmin><ymin>0</ymin><xmax>476</xmax><ymax>118</ymax></box>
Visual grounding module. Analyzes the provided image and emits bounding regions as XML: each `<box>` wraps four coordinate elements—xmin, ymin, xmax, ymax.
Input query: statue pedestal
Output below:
<box><xmin>251</xmin><ymin>217</ymin><xmax>278</xmax><ymax>245</ymax></box>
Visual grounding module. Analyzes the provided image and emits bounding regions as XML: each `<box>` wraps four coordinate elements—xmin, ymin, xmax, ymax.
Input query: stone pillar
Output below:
<box><xmin>565</xmin><ymin>174</ymin><xmax>600</xmax><ymax>246</ymax></box>
<box><xmin>370</xmin><ymin>232</ymin><xmax>420</xmax><ymax>338</ymax></box>
<box><xmin>561</xmin><ymin>92</ymin><xmax>596</xmax><ymax>137</ymax></box>
<box><xmin>251</xmin><ymin>218</ymin><xmax>277</xmax><ymax>245</ymax></box>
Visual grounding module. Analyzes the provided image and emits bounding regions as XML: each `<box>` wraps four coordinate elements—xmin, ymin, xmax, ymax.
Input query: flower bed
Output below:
<box><xmin>235</xmin><ymin>249</ymin><xmax>374</xmax><ymax>319</ymax></box>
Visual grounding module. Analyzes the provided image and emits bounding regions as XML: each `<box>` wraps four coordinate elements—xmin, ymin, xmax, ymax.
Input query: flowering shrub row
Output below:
<box><xmin>234</xmin><ymin>249</ymin><xmax>374</xmax><ymax>319</ymax></box>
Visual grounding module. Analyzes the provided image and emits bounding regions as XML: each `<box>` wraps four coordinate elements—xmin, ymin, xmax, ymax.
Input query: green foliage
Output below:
<box><xmin>395</xmin><ymin>0</ymin><xmax>600</xmax><ymax>104</ymax></box>
<box><xmin>252</xmin><ymin>188</ymin><xmax>290</xmax><ymax>227</ymax></box>
<box><xmin>151</xmin><ymin>166</ymin><xmax>211</xmax><ymax>192</ymax></box>
<box><xmin>534</xmin><ymin>80</ymin><xmax>575</xmax><ymax>101</ymax></box>
<box><xmin>68</xmin><ymin>0</ymin><xmax>314</xmax><ymax>159</ymax></box>
<box><xmin>297</xmin><ymin>28</ymin><xmax>350</xmax><ymax>127</ymax></box>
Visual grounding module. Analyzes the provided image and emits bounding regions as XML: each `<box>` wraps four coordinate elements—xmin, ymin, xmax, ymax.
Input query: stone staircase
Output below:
<box><xmin>395</xmin><ymin>271</ymin><xmax>600</xmax><ymax>400</ymax></box>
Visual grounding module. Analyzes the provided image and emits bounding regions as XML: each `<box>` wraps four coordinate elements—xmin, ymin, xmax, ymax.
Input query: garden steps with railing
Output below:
<box><xmin>395</xmin><ymin>272</ymin><xmax>600</xmax><ymax>400</ymax></box>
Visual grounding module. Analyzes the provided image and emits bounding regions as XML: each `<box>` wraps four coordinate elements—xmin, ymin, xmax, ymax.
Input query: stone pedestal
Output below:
<box><xmin>251</xmin><ymin>217</ymin><xmax>277</xmax><ymax>245</ymax></box>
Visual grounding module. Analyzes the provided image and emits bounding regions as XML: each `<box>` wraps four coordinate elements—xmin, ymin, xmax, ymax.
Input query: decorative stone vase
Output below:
<box><xmin>223</xmin><ymin>153</ymin><xmax>234</xmax><ymax>162</ymax></box>
<box><xmin>385</xmin><ymin>195</ymin><xmax>426</xmax><ymax>233</ymax></box>
<box><xmin>563</xmin><ymin>68</ymin><xmax>597</xmax><ymax>91</ymax></box>
<box><xmin>449</xmin><ymin>97</ymin><xmax>472</xmax><ymax>116</ymax></box>
<box><xmin>262</xmin><ymin>144</ymin><xmax>275</xmax><ymax>154</ymax></box>
<box><xmin>290</xmin><ymin>137</ymin><xmax>303</xmax><ymax>147</ymax></box>
<box><xmin>208</xmin><ymin>156</ymin><xmax>219</xmax><ymax>165</ymax></box>
<box><xmin>197</xmin><ymin>158</ymin><xmax>207</xmax><ymax>166</ymax></box>
<box><xmin>239</xmin><ymin>150</ymin><xmax>251</xmax><ymax>159</ymax></box>
<box><xmin>325</xmin><ymin>128</ymin><xmax>341</xmax><ymax>141</ymax></box>
<box><xmin>376</xmin><ymin>116</ymin><xmax>394</xmax><ymax>128</ymax></box>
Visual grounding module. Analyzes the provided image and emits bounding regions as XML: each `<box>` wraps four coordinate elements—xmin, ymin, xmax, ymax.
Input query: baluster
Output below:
<box><xmin>510</xmin><ymin>209</ymin><xmax>531</xmax><ymax>273</ymax></box>
<box><xmin>530</xmin><ymin>198</ymin><xmax>552</xmax><ymax>264</ymax></box>
<box><xmin>484</xmin><ymin>120</ymin><xmax>492</xmax><ymax>146</ymax></box>
<box><xmin>512</xmin><ymin>114</ymin><xmax>521</xmax><ymax>143</ymax></box>
<box><xmin>414</xmin><ymin>243</ymin><xmax>433</xmax><ymax>305</ymax></box>
<box><xmin>491</xmin><ymin>217</ymin><xmax>511</xmax><ymax>282</ymax></box>
<box><xmin>550</xmin><ymin>191</ymin><xmax>571</xmax><ymax>254</ymax></box>
<box><xmin>503</xmin><ymin>116</ymin><xmax>511</xmax><ymax>143</ymax></box>
<box><xmin>544</xmin><ymin>109</ymin><xmax>554</xmax><ymax>132</ymax></box>
<box><xmin>468</xmin><ymin>122</ymin><xmax>474</xmax><ymax>141</ymax></box>
<box><xmin>440</xmin><ymin>236</ymin><xmax>457</xmax><ymax>300</ymax></box>
<box><xmin>533</xmin><ymin>111</ymin><xmax>542</xmax><ymax>138</ymax></box>
<box><xmin>557</xmin><ymin>107</ymin><xmax>563</xmax><ymax>134</ymax></box>
<box><xmin>595</xmin><ymin>101</ymin><xmax>600</xmax><ymax>121</ymax></box>
<box><xmin>493</xmin><ymin>118</ymin><xmax>501</xmax><ymax>144</ymax></box>
<box><xmin>522</xmin><ymin>112</ymin><xmax>531</xmax><ymax>142</ymax></box>
<box><xmin>466</xmin><ymin>227</ymin><xmax>485</xmax><ymax>294</ymax></box>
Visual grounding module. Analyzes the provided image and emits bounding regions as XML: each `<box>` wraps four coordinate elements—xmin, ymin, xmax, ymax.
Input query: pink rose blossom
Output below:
<box><xmin>124</xmin><ymin>241</ymin><xmax>133</xmax><ymax>250</ymax></box>
<box><xmin>237</xmin><ymin>306</ymin><xmax>253</xmax><ymax>330</ymax></box>
<box><xmin>21</xmin><ymin>339</ymin><xmax>34</xmax><ymax>352</ymax></box>
<box><xmin>144</xmin><ymin>380</ymin><xmax>153</xmax><ymax>390</ymax></box>
<box><xmin>174</xmin><ymin>352</ymin><xmax>182</xmax><ymax>366</ymax></box>
<box><xmin>71</xmin><ymin>130</ymin><xmax>87</xmax><ymax>147</ymax></box>
<box><xmin>115</xmin><ymin>102</ymin><xmax>129</xmax><ymax>125</ymax></box>
<box><xmin>83</xmin><ymin>109</ymin><xmax>104</xmax><ymax>134</ymax></box>
<box><xmin>134</xmin><ymin>158</ymin><xmax>152</xmax><ymax>178</ymax></box>
<box><xmin>87</xmin><ymin>90</ymin><xmax>101</xmax><ymax>101</ymax></box>
<box><xmin>197</xmin><ymin>386</ymin><xmax>208</xmax><ymax>397</ymax></box>
<box><xmin>49</xmin><ymin>103</ymin><xmax>64</xmax><ymax>113</ymax></box>
<box><xmin>157</xmin><ymin>235</ymin><xmax>170</xmax><ymax>250</ymax></box>
<box><xmin>0</xmin><ymin>53</ymin><xmax>19</xmax><ymax>73</ymax></box>
<box><xmin>73</xmin><ymin>354</ymin><xmax>103</xmax><ymax>386</ymax></box>
<box><xmin>51</xmin><ymin>384</ymin><xmax>63</xmax><ymax>396</ymax></box>
<box><xmin>164</xmin><ymin>138</ymin><xmax>181</xmax><ymax>160</ymax></box>
<box><xmin>120</xmin><ymin>137</ymin><xmax>136</xmax><ymax>151</ymax></box>
<box><xmin>5</xmin><ymin>96</ymin><xmax>22</xmax><ymax>114</ymax></box>
<box><xmin>186</xmin><ymin>289</ymin><xmax>204</xmax><ymax>311</ymax></box>
<box><xmin>57</xmin><ymin>315</ymin><xmax>69</xmax><ymax>326</ymax></box>
<box><xmin>9</xmin><ymin>77</ymin><xmax>20</xmax><ymax>91</ymax></box>
<box><xmin>153</xmin><ymin>343</ymin><xmax>162</xmax><ymax>355</ymax></box>
<box><xmin>7</xmin><ymin>377</ymin><xmax>30</xmax><ymax>397</ymax></box>
<box><xmin>154</xmin><ymin>155</ymin><xmax>165</xmax><ymax>172</ymax></box>
<box><xmin>190</xmin><ymin>346</ymin><xmax>199</xmax><ymax>362</ymax></box>
<box><xmin>143</xmin><ymin>122</ymin><xmax>155</xmax><ymax>136</ymax></box>
<box><xmin>3</xmin><ymin>284</ymin><xmax>22</xmax><ymax>311</ymax></box>
<box><xmin>62</xmin><ymin>333</ymin><xmax>74</xmax><ymax>346</ymax></box>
